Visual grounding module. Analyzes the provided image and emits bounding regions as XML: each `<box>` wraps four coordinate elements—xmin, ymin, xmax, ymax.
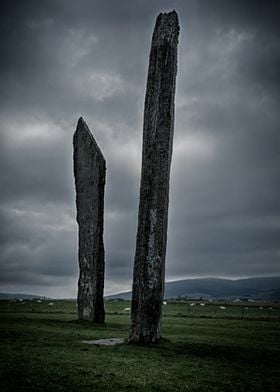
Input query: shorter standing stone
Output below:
<box><xmin>73</xmin><ymin>117</ymin><xmax>106</xmax><ymax>323</ymax></box>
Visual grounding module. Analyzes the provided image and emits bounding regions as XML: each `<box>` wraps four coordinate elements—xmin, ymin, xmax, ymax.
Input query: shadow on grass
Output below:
<box><xmin>1</xmin><ymin>314</ymin><xmax>128</xmax><ymax>330</ymax></box>
<box><xmin>170</xmin><ymin>340</ymin><xmax>280</xmax><ymax>366</ymax></box>
<box><xmin>2</xmin><ymin>314</ymin><xmax>280</xmax><ymax>370</ymax></box>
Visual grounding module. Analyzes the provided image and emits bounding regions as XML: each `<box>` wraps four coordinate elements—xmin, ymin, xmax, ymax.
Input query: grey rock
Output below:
<box><xmin>129</xmin><ymin>11</ymin><xmax>179</xmax><ymax>343</ymax></box>
<box><xmin>81</xmin><ymin>338</ymin><xmax>125</xmax><ymax>346</ymax></box>
<box><xmin>73</xmin><ymin>117</ymin><xmax>106</xmax><ymax>323</ymax></box>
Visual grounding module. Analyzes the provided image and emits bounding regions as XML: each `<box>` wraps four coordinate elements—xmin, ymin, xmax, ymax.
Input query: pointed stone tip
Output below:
<box><xmin>74</xmin><ymin>117</ymin><xmax>90</xmax><ymax>139</ymax></box>
<box><xmin>76</xmin><ymin>117</ymin><xmax>90</xmax><ymax>135</ymax></box>
<box><xmin>74</xmin><ymin>117</ymin><xmax>106</xmax><ymax>163</ymax></box>
<box><xmin>77</xmin><ymin>117</ymin><xmax>86</xmax><ymax>127</ymax></box>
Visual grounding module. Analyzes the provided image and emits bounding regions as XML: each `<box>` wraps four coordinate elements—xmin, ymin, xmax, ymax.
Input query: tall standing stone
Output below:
<box><xmin>129</xmin><ymin>11</ymin><xmax>179</xmax><ymax>343</ymax></box>
<box><xmin>73</xmin><ymin>117</ymin><xmax>106</xmax><ymax>323</ymax></box>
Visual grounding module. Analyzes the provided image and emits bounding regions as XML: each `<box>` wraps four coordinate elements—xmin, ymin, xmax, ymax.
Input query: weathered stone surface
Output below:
<box><xmin>81</xmin><ymin>338</ymin><xmax>125</xmax><ymax>346</ymax></box>
<box><xmin>129</xmin><ymin>11</ymin><xmax>179</xmax><ymax>343</ymax></box>
<box><xmin>73</xmin><ymin>117</ymin><xmax>106</xmax><ymax>323</ymax></box>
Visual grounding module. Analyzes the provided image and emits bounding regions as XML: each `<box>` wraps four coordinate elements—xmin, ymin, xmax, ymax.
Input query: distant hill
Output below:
<box><xmin>0</xmin><ymin>293</ymin><xmax>47</xmax><ymax>300</ymax></box>
<box><xmin>106</xmin><ymin>277</ymin><xmax>280</xmax><ymax>301</ymax></box>
<box><xmin>1</xmin><ymin>277</ymin><xmax>279</xmax><ymax>301</ymax></box>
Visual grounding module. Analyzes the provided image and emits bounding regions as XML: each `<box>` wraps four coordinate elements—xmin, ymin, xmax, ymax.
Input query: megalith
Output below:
<box><xmin>73</xmin><ymin>117</ymin><xmax>106</xmax><ymax>323</ymax></box>
<box><xmin>129</xmin><ymin>11</ymin><xmax>179</xmax><ymax>343</ymax></box>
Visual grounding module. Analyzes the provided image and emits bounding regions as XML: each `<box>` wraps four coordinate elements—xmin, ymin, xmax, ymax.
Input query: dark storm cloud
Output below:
<box><xmin>0</xmin><ymin>118</ymin><xmax>73</xmax><ymax>206</ymax></box>
<box><xmin>0</xmin><ymin>204</ymin><xmax>77</xmax><ymax>297</ymax></box>
<box><xmin>0</xmin><ymin>0</ymin><xmax>279</xmax><ymax>296</ymax></box>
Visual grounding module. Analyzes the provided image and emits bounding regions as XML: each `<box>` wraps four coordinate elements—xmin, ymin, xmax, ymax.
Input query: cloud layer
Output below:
<box><xmin>1</xmin><ymin>0</ymin><xmax>279</xmax><ymax>297</ymax></box>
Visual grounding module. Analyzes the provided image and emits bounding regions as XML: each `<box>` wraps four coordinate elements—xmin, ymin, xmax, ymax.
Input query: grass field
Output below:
<box><xmin>1</xmin><ymin>299</ymin><xmax>280</xmax><ymax>391</ymax></box>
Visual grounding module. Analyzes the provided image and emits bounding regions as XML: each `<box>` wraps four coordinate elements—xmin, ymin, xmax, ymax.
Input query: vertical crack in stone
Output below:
<box><xmin>73</xmin><ymin>117</ymin><xmax>106</xmax><ymax>323</ymax></box>
<box><xmin>129</xmin><ymin>10</ymin><xmax>180</xmax><ymax>343</ymax></box>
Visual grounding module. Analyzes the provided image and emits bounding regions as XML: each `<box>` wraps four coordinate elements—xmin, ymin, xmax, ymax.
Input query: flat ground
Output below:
<box><xmin>0</xmin><ymin>300</ymin><xmax>280</xmax><ymax>391</ymax></box>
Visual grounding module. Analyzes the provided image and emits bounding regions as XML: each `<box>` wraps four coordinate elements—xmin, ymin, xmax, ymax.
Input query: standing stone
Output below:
<box><xmin>129</xmin><ymin>11</ymin><xmax>179</xmax><ymax>343</ymax></box>
<box><xmin>73</xmin><ymin>117</ymin><xmax>106</xmax><ymax>323</ymax></box>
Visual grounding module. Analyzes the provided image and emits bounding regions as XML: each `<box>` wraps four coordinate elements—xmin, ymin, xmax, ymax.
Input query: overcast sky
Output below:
<box><xmin>0</xmin><ymin>0</ymin><xmax>279</xmax><ymax>297</ymax></box>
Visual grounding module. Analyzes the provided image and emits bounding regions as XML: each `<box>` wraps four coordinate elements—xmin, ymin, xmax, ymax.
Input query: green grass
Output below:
<box><xmin>1</xmin><ymin>300</ymin><xmax>280</xmax><ymax>391</ymax></box>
